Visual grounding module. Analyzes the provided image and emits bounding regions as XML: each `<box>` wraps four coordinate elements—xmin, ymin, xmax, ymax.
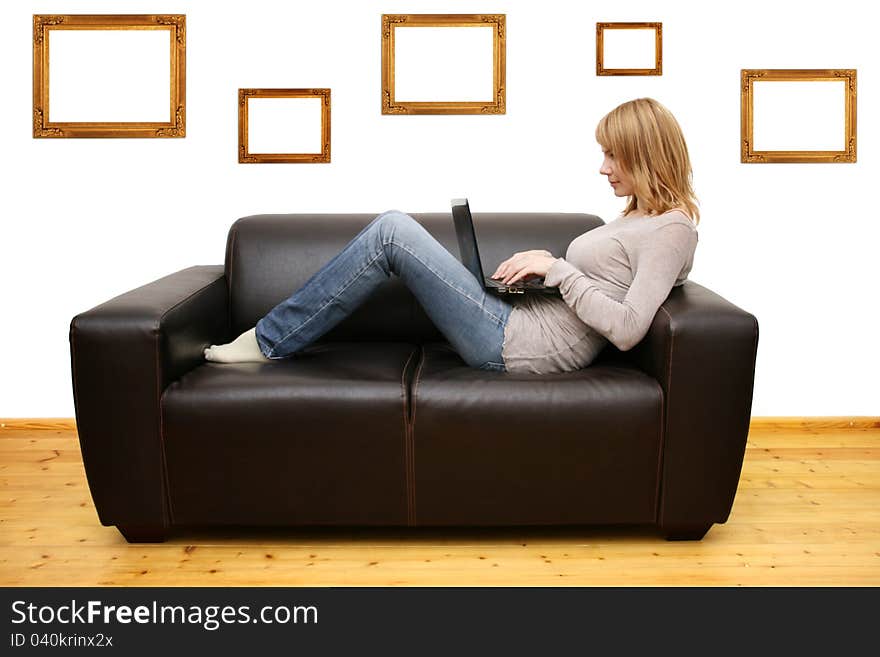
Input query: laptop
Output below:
<box><xmin>451</xmin><ymin>198</ymin><xmax>561</xmax><ymax>297</ymax></box>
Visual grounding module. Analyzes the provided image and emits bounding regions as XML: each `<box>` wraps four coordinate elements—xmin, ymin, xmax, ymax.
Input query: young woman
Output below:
<box><xmin>205</xmin><ymin>97</ymin><xmax>700</xmax><ymax>374</ymax></box>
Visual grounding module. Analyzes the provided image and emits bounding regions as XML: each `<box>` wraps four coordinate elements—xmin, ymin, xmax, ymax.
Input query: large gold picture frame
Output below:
<box><xmin>238</xmin><ymin>89</ymin><xmax>331</xmax><ymax>164</ymax></box>
<box><xmin>33</xmin><ymin>14</ymin><xmax>186</xmax><ymax>138</ymax></box>
<box><xmin>596</xmin><ymin>22</ymin><xmax>662</xmax><ymax>76</ymax></box>
<box><xmin>741</xmin><ymin>69</ymin><xmax>857</xmax><ymax>163</ymax></box>
<box><xmin>381</xmin><ymin>14</ymin><xmax>506</xmax><ymax>115</ymax></box>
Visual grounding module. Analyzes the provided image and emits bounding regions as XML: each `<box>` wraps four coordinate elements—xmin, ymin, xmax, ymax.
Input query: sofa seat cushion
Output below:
<box><xmin>161</xmin><ymin>342</ymin><xmax>419</xmax><ymax>526</ymax></box>
<box><xmin>410</xmin><ymin>343</ymin><xmax>664</xmax><ymax>526</ymax></box>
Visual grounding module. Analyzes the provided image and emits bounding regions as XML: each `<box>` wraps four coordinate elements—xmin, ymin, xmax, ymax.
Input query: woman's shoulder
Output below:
<box><xmin>619</xmin><ymin>207</ymin><xmax>698</xmax><ymax>233</ymax></box>
<box><xmin>638</xmin><ymin>210</ymin><xmax>698</xmax><ymax>252</ymax></box>
<box><xmin>663</xmin><ymin>207</ymin><xmax>693</xmax><ymax>220</ymax></box>
<box><xmin>658</xmin><ymin>208</ymin><xmax>698</xmax><ymax>231</ymax></box>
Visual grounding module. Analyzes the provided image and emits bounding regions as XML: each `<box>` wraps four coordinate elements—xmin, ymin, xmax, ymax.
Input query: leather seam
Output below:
<box><xmin>69</xmin><ymin>327</ymin><xmax>87</xmax><ymax>514</ymax></box>
<box><xmin>400</xmin><ymin>347</ymin><xmax>416</xmax><ymax>527</ymax></box>
<box><xmin>159</xmin><ymin>381</ymin><xmax>174</xmax><ymax>527</ymax></box>
<box><xmin>228</xmin><ymin>225</ymin><xmax>237</xmax><ymax>339</ymax></box>
<box><xmin>654</xmin><ymin>304</ymin><xmax>674</xmax><ymax>526</ymax></box>
<box><xmin>409</xmin><ymin>348</ymin><xmax>427</xmax><ymax>526</ymax></box>
<box><xmin>155</xmin><ymin>327</ymin><xmax>174</xmax><ymax>529</ymax></box>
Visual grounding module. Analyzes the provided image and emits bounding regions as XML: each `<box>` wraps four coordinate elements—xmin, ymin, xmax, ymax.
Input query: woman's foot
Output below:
<box><xmin>204</xmin><ymin>327</ymin><xmax>271</xmax><ymax>363</ymax></box>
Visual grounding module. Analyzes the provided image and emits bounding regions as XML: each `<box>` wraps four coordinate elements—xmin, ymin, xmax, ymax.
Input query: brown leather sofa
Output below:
<box><xmin>69</xmin><ymin>212</ymin><xmax>759</xmax><ymax>543</ymax></box>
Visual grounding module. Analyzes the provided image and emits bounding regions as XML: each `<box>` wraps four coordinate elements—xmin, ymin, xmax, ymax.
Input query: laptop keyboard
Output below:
<box><xmin>485</xmin><ymin>277</ymin><xmax>547</xmax><ymax>292</ymax></box>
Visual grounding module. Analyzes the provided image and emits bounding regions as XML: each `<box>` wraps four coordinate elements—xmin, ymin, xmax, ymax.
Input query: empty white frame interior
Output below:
<box><xmin>48</xmin><ymin>29</ymin><xmax>171</xmax><ymax>123</ymax></box>
<box><xmin>247</xmin><ymin>97</ymin><xmax>323</xmax><ymax>154</ymax></box>
<box><xmin>601</xmin><ymin>27</ymin><xmax>656</xmax><ymax>69</ymax></box>
<box><xmin>393</xmin><ymin>26</ymin><xmax>494</xmax><ymax>102</ymax></box>
<box><xmin>752</xmin><ymin>79</ymin><xmax>847</xmax><ymax>151</ymax></box>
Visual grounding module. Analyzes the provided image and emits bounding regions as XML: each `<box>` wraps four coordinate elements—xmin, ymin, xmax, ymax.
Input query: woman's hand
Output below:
<box><xmin>491</xmin><ymin>250</ymin><xmax>558</xmax><ymax>285</ymax></box>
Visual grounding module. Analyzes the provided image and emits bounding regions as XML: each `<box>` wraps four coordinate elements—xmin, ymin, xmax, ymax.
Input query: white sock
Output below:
<box><xmin>204</xmin><ymin>327</ymin><xmax>271</xmax><ymax>363</ymax></box>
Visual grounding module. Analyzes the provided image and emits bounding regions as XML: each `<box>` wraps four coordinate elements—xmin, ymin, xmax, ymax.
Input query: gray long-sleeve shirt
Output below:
<box><xmin>500</xmin><ymin>209</ymin><xmax>699</xmax><ymax>374</ymax></box>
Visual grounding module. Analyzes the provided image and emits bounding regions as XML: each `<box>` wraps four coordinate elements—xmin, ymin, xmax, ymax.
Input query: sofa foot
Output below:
<box><xmin>117</xmin><ymin>524</ymin><xmax>168</xmax><ymax>543</ymax></box>
<box><xmin>662</xmin><ymin>523</ymin><xmax>712</xmax><ymax>541</ymax></box>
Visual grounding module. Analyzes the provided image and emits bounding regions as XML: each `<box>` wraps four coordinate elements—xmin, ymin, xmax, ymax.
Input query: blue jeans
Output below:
<box><xmin>254</xmin><ymin>210</ymin><xmax>513</xmax><ymax>371</ymax></box>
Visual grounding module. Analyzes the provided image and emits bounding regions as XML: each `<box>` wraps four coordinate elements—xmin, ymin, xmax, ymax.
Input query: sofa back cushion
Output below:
<box><xmin>225</xmin><ymin>212</ymin><xmax>605</xmax><ymax>343</ymax></box>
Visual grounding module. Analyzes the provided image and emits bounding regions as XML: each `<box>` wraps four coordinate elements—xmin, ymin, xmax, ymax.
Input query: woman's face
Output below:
<box><xmin>599</xmin><ymin>148</ymin><xmax>634</xmax><ymax>199</ymax></box>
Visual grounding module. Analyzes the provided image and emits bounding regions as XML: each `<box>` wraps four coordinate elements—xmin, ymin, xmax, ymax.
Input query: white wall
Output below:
<box><xmin>3</xmin><ymin>0</ymin><xmax>877</xmax><ymax>416</ymax></box>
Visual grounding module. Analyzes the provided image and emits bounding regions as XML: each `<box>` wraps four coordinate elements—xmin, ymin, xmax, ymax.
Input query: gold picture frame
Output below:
<box><xmin>741</xmin><ymin>69</ymin><xmax>857</xmax><ymax>163</ymax></box>
<box><xmin>596</xmin><ymin>22</ymin><xmax>662</xmax><ymax>76</ymax></box>
<box><xmin>33</xmin><ymin>14</ymin><xmax>186</xmax><ymax>138</ymax></box>
<box><xmin>238</xmin><ymin>89</ymin><xmax>331</xmax><ymax>164</ymax></box>
<box><xmin>381</xmin><ymin>14</ymin><xmax>506</xmax><ymax>115</ymax></box>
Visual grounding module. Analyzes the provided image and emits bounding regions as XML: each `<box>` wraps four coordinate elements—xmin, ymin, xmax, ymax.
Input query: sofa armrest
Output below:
<box><xmin>625</xmin><ymin>280</ymin><xmax>759</xmax><ymax>536</ymax></box>
<box><xmin>69</xmin><ymin>266</ymin><xmax>228</xmax><ymax>534</ymax></box>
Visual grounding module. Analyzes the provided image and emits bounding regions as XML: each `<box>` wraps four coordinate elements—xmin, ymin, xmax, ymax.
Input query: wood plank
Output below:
<box><xmin>741</xmin><ymin>459</ymin><xmax>879</xmax><ymax>475</ymax></box>
<box><xmin>1</xmin><ymin>545</ymin><xmax>877</xmax><ymax>587</ymax></box>
<box><xmin>749</xmin><ymin>417</ymin><xmax>880</xmax><ymax>430</ymax></box>
<box><xmin>0</xmin><ymin>419</ymin><xmax>78</xmax><ymax>433</ymax></box>
<box><xmin>2</xmin><ymin>567</ymin><xmax>874</xmax><ymax>587</ymax></box>
<box><xmin>737</xmin><ymin>474</ymin><xmax>880</xmax><ymax>489</ymax></box>
<box><xmin>730</xmin><ymin>489</ymin><xmax>880</xmax><ymax>508</ymax></box>
<box><xmin>746</xmin><ymin>432</ymin><xmax>880</xmax><ymax>448</ymax></box>
<box><xmin>4</xmin><ymin>543</ymin><xmax>843</xmax><ymax>568</ymax></box>
<box><xmin>0</xmin><ymin>450</ymin><xmax>84</xmax><ymax>464</ymax></box>
<box><xmin>743</xmin><ymin>448</ymin><xmax>880</xmax><ymax>460</ymax></box>
<box><xmin>0</xmin><ymin>445</ymin><xmax>82</xmax><ymax>458</ymax></box>
<box><xmin>0</xmin><ymin>461</ymin><xmax>91</xmax><ymax>474</ymax></box>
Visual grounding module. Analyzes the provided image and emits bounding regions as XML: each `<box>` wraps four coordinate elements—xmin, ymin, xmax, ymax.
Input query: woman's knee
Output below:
<box><xmin>376</xmin><ymin>209</ymin><xmax>414</xmax><ymax>225</ymax></box>
<box><xmin>375</xmin><ymin>210</ymin><xmax>419</xmax><ymax>240</ymax></box>
<box><xmin>383</xmin><ymin>209</ymin><xmax>409</xmax><ymax>220</ymax></box>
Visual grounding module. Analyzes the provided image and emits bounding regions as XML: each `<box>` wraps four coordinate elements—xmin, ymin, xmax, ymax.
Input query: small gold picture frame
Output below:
<box><xmin>596</xmin><ymin>22</ymin><xmax>662</xmax><ymax>76</ymax></box>
<box><xmin>741</xmin><ymin>69</ymin><xmax>857</xmax><ymax>163</ymax></box>
<box><xmin>381</xmin><ymin>14</ymin><xmax>506</xmax><ymax>115</ymax></box>
<box><xmin>238</xmin><ymin>89</ymin><xmax>331</xmax><ymax>164</ymax></box>
<box><xmin>33</xmin><ymin>14</ymin><xmax>186</xmax><ymax>138</ymax></box>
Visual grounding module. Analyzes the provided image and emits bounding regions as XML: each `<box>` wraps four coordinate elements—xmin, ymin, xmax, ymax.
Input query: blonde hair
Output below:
<box><xmin>595</xmin><ymin>98</ymin><xmax>700</xmax><ymax>225</ymax></box>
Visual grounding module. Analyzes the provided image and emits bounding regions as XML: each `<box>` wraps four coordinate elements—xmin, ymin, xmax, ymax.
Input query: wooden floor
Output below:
<box><xmin>1</xmin><ymin>418</ymin><xmax>878</xmax><ymax>586</ymax></box>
